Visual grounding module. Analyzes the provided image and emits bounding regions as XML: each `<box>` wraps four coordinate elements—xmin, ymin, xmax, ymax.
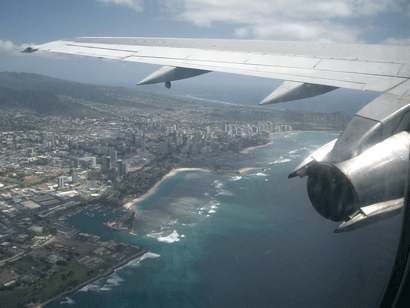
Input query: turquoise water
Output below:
<box><xmin>50</xmin><ymin>132</ymin><xmax>401</xmax><ymax>308</ymax></box>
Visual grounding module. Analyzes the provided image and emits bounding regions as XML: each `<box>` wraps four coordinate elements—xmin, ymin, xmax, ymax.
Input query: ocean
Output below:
<box><xmin>49</xmin><ymin>132</ymin><xmax>401</xmax><ymax>308</ymax></box>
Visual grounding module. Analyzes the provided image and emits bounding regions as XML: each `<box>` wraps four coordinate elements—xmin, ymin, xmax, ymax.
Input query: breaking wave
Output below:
<box><xmin>60</xmin><ymin>297</ymin><xmax>75</xmax><ymax>305</ymax></box>
<box><xmin>214</xmin><ymin>180</ymin><xmax>233</xmax><ymax>196</ymax></box>
<box><xmin>268</xmin><ymin>158</ymin><xmax>291</xmax><ymax>164</ymax></box>
<box><xmin>147</xmin><ymin>230</ymin><xmax>181</xmax><ymax>243</ymax></box>
<box><xmin>230</xmin><ymin>176</ymin><xmax>242</xmax><ymax>181</ymax></box>
<box><xmin>216</xmin><ymin>190</ymin><xmax>233</xmax><ymax>196</ymax></box>
<box><xmin>256</xmin><ymin>172</ymin><xmax>269</xmax><ymax>176</ymax></box>
<box><xmin>126</xmin><ymin>252</ymin><xmax>161</xmax><ymax>269</ymax></box>
<box><xmin>158</xmin><ymin>230</ymin><xmax>181</xmax><ymax>243</ymax></box>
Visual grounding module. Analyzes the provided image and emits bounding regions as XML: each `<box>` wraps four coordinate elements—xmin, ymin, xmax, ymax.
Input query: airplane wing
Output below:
<box><xmin>23</xmin><ymin>37</ymin><xmax>410</xmax><ymax>103</ymax></box>
<box><xmin>23</xmin><ymin>37</ymin><xmax>410</xmax><ymax>232</ymax></box>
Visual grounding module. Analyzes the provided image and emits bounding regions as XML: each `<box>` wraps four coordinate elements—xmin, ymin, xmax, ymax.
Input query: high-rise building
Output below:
<box><xmin>108</xmin><ymin>167</ymin><xmax>117</xmax><ymax>181</ymax></box>
<box><xmin>210</xmin><ymin>141</ymin><xmax>221</xmax><ymax>152</ymax></box>
<box><xmin>122</xmin><ymin>163</ymin><xmax>128</xmax><ymax>175</ymax></box>
<box><xmin>102</xmin><ymin>155</ymin><xmax>110</xmax><ymax>171</ymax></box>
<box><xmin>116</xmin><ymin>160</ymin><xmax>123</xmax><ymax>176</ymax></box>
<box><xmin>58</xmin><ymin>177</ymin><xmax>64</xmax><ymax>189</ymax></box>
<box><xmin>110</xmin><ymin>150</ymin><xmax>117</xmax><ymax>161</ymax></box>
<box><xmin>72</xmin><ymin>172</ymin><xmax>79</xmax><ymax>183</ymax></box>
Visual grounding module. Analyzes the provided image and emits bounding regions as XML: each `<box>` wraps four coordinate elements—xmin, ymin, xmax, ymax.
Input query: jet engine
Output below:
<box><xmin>306</xmin><ymin>131</ymin><xmax>409</xmax><ymax>222</ymax></box>
<box><xmin>289</xmin><ymin>92</ymin><xmax>410</xmax><ymax>232</ymax></box>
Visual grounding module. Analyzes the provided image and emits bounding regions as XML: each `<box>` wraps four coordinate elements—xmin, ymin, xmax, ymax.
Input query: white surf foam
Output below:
<box><xmin>146</xmin><ymin>231</ymin><xmax>163</xmax><ymax>239</ymax></box>
<box><xmin>256</xmin><ymin>172</ymin><xmax>268</xmax><ymax>176</ymax></box>
<box><xmin>230</xmin><ymin>176</ymin><xmax>242</xmax><ymax>181</ymax></box>
<box><xmin>168</xmin><ymin>219</ymin><xmax>178</xmax><ymax>225</ymax></box>
<box><xmin>201</xmin><ymin>200</ymin><xmax>220</xmax><ymax>210</ymax></box>
<box><xmin>268</xmin><ymin>158</ymin><xmax>291</xmax><ymax>164</ymax></box>
<box><xmin>140</xmin><ymin>252</ymin><xmax>161</xmax><ymax>261</ymax></box>
<box><xmin>106</xmin><ymin>275</ymin><xmax>124</xmax><ymax>286</ymax></box>
<box><xmin>81</xmin><ymin>281</ymin><xmax>102</xmax><ymax>292</ymax></box>
<box><xmin>126</xmin><ymin>252</ymin><xmax>161</xmax><ymax>268</ymax></box>
<box><xmin>157</xmin><ymin>230</ymin><xmax>181</xmax><ymax>243</ymax></box>
<box><xmin>99</xmin><ymin>287</ymin><xmax>112</xmax><ymax>291</ymax></box>
<box><xmin>60</xmin><ymin>297</ymin><xmax>75</xmax><ymax>305</ymax></box>
<box><xmin>216</xmin><ymin>189</ymin><xmax>233</xmax><ymax>196</ymax></box>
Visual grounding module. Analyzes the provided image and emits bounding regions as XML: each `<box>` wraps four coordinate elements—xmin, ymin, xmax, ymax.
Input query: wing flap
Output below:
<box><xmin>246</xmin><ymin>54</ymin><xmax>321</xmax><ymax>69</ymax></box>
<box><xmin>132</xmin><ymin>47</ymin><xmax>199</xmax><ymax>60</ymax></box>
<box><xmin>315</xmin><ymin>59</ymin><xmax>403</xmax><ymax>77</ymax></box>
<box><xmin>398</xmin><ymin>64</ymin><xmax>410</xmax><ymax>78</ymax></box>
<box><xmin>186</xmin><ymin>50</ymin><xmax>254</xmax><ymax>64</ymax></box>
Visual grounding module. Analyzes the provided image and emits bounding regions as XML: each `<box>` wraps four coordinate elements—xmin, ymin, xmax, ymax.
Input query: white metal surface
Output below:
<box><xmin>31</xmin><ymin>37</ymin><xmax>410</xmax><ymax>95</ymax></box>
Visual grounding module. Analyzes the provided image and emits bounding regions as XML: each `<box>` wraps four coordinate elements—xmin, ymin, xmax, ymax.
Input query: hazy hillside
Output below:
<box><xmin>0</xmin><ymin>71</ymin><xmax>351</xmax><ymax>130</ymax></box>
<box><xmin>0</xmin><ymin>85</ymin><xmax>108</xmax><ymax>118</ymax></box>
<box><xmin>0</xmin><ymin>72</ymin><xmax>153</xmax><ymax>109</ymax></box>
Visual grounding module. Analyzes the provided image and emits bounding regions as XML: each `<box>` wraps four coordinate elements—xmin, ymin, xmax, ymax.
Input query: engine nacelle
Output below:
<box><xmin>306</xmin><ymin>131</ymin><xmax>410</xmax><ymax>221</ymax></box>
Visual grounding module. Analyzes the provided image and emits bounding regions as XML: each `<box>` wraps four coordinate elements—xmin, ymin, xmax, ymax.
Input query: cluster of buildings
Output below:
<box><xmin>0</xmin><ymin>105</ymin><xmax>292</xmax><ymax>251</ymax></box>
<box><xmin>0</xmin><ymin>91</ymin><xmax>297</xmax><ymax>289</ymax></box>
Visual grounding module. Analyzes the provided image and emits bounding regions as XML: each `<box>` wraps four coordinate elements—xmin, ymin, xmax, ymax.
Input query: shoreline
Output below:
<box><xmin>240</xmin><ymin>142</ymin><xmax>273</xmax><ymax>154</ymax></box>
<box><xmin>238</xmin><ymin>167</ymin><xmax>260</xmax><ymax>174</ymax></box>
<box><xmin>122</xmin><ymin>130</ymin><xmax>341</xmax><ymax>210</ymax></box>
<box><xmin>240</xmin><ymin>130</ymin><xmax>340</xmax><ymax>155</ymax></box>
<box><xmin>123</xmin><ymin>168</ymin><xmax>210</xmax><ymax>209</ymax></box>
<box><xmin>36</xmin><ymin>248</ymin><xmax>148</xmax><ymax>308</ymax></box>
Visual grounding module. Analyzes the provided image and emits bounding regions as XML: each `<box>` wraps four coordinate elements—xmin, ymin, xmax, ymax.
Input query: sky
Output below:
<box><xmin>0</xmin><ymin>0</ymin><xmax>409</xmax><ymax>113</ymax></box>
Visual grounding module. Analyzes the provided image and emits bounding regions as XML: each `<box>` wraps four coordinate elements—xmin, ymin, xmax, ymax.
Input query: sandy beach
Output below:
<box><xmin>240</xmin><ymin>142</ymin><xmax>273</xmax><ymax>154</ymax></box>
<box><xmin>123</xmin><ymin>168</ymin><xmax>209</xmax><ymax>209</ymax></box>
<box><xmin>237</xmin><ymin>167</ymin><xmax>260</xmax><ymax>174</ymax></box>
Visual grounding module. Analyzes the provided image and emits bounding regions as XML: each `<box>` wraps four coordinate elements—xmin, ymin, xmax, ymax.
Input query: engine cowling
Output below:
<box><xmin>306</xmin><ymin>131</ymin><xmax>410</xmax><ymax>221</ymax></box>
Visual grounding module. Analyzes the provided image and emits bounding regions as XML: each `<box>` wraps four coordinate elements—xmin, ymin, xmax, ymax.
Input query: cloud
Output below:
<box><xmin>0</xmin><ymin>40</ymin><xmax>73</xmax><ymax>60</ymax></box>
<box><xmin>159</xmin><ymin>0</ymin><xmax>407</xmax><ymax>42</ymax></box>
<box><xmin>96</xmin><ymin>0</ymin><xmax>144</xmax><ymax>12</ymax></box>
<box><xmin>381</xmin><ymin>37</ymin><xmax>410</xmax><ymax>45</ymax></box>
<box><xmin>0</xmin><ymin>40</ymin><xmax>32</xmax><ymax>55</ymax></box>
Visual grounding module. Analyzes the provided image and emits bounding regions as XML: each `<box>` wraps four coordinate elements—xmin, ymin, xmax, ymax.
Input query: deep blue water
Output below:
<box><xmin>49</xmin><ymin>132</ymin><xmax>401</xmax><ymax>308</ymax></box>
